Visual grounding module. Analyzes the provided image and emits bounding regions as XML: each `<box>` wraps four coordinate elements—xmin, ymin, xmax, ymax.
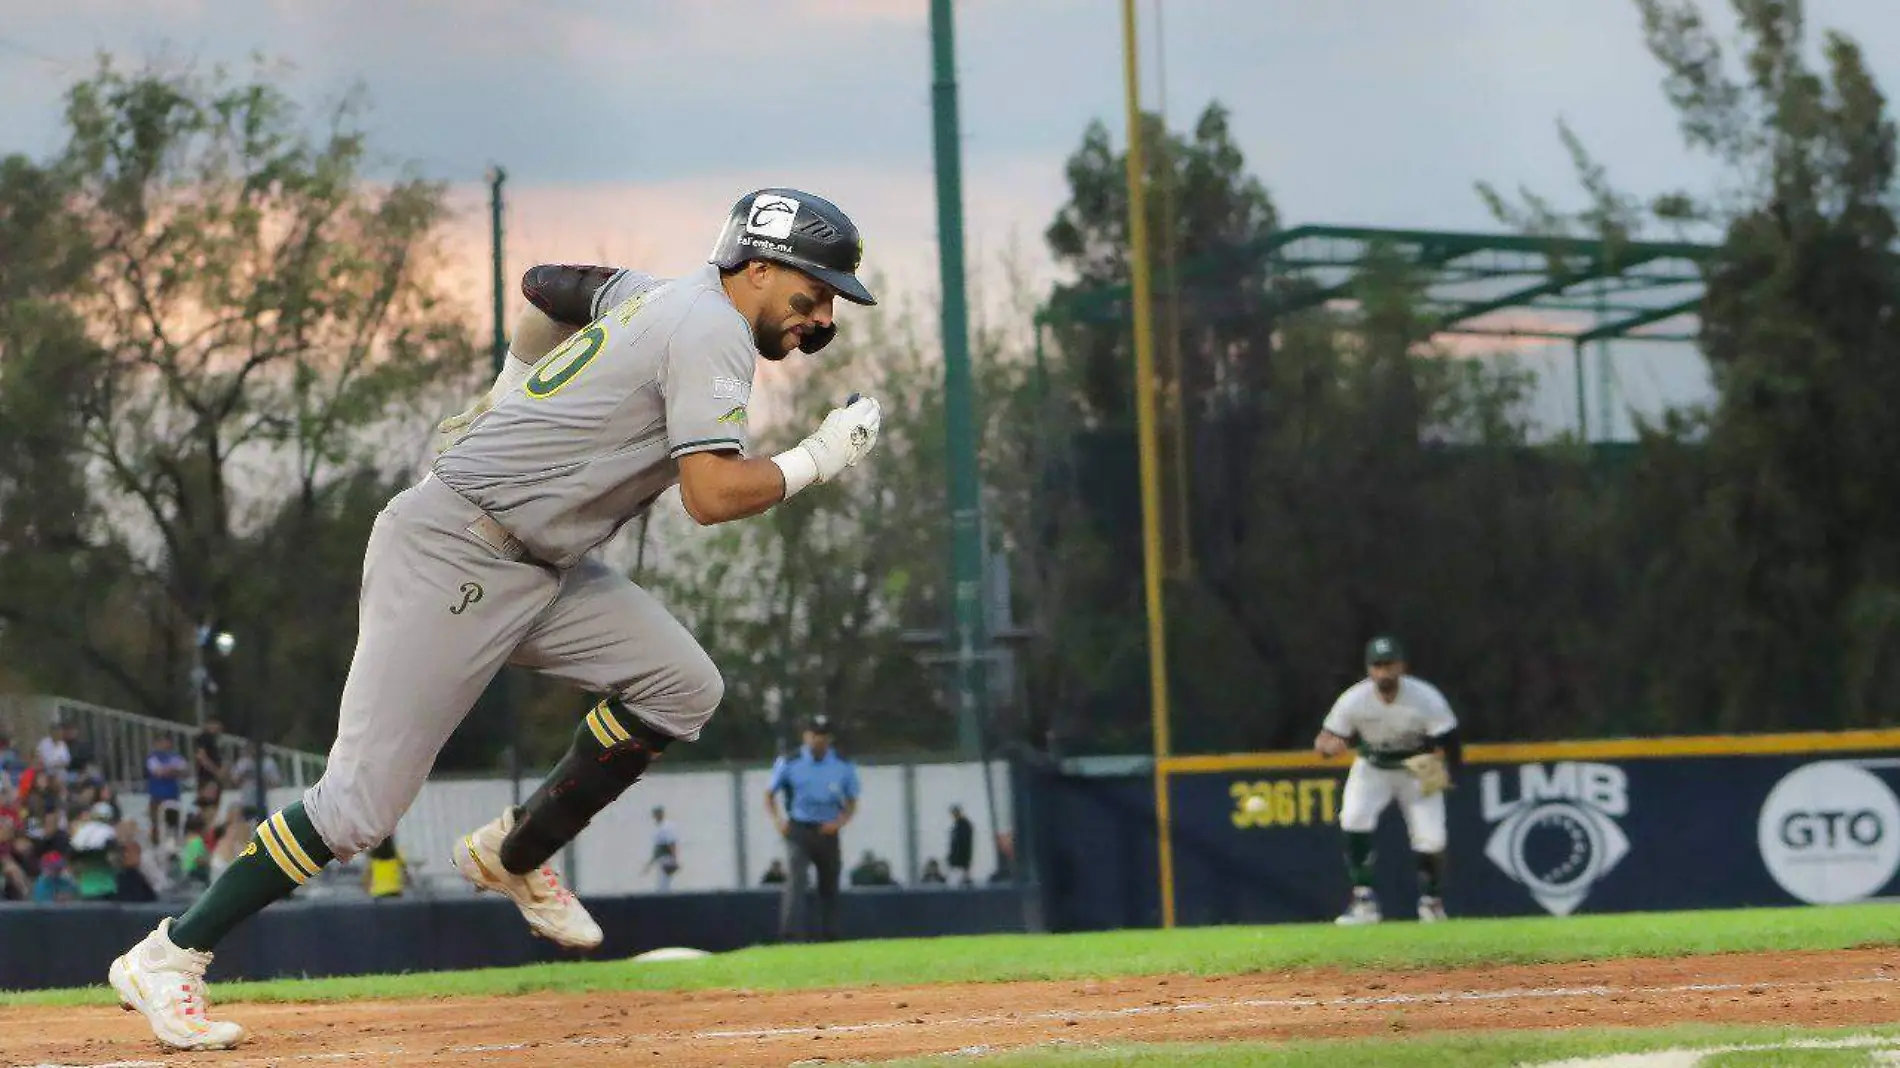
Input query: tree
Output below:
<box><xmin>0</xmin><ymin>155</ymin><xmax>121</xmax><ymax>699</ymax></box>
<box><xmin>1037</xmin><ymin>104</ymin><xmax>1553</xmax><ymax>754</ymax></box>
<box><xmin>1490</xmin><ymin>0</ymin><xmax>1900</xmax><ymax>732</ymax></box>
<box><xmin>639</xmin><ymin>268</ymin><xmax>1052</xmax><ymax>760</ymax></box>
<box><xmin>0</xmin><ymin>59</ymin><xmax>479</xmax><ymax>740</ymax></box>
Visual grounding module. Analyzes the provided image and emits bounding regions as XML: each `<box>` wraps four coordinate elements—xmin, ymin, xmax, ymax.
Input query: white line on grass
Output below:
<box><xmin>1530</xmin><ymin>1034</ymin><xmax>1900</xmax><ymax>1067</ymax></box>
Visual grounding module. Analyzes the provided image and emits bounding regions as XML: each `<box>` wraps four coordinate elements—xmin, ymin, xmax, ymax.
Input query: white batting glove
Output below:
<box><xmin>772</xmin><ymin>394</ymin><xmax>883</xmax><ymax>498</ymax></box>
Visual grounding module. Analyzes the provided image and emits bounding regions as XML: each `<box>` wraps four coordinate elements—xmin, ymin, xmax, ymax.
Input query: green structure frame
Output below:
<box><xmin>1039</xmin><ymin>224</ymin><xmax>1720</xmax><ymax>439</ymax></box>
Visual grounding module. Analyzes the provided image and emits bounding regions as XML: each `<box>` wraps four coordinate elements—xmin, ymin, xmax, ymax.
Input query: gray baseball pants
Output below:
<box><xmin>303</xmin><ymin>475</ymin><xmax>721</xmax><ymax>861</ymax></box>
<box><xmin>779</xmin><ymin>820</ymin><xmax>843</xmax><ymax>942</ymax></box>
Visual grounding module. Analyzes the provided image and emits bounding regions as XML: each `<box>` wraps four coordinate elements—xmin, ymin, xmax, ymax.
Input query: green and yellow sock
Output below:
<box><xmin>170</xmin><ymin>801</ymin><xmax>335</xmax><ymax>951</ymax></box>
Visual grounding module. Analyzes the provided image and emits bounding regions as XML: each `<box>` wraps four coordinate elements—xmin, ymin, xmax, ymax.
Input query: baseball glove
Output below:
<box><xmin>1404</xmin><ymin>752</ymin><xmax>1451</xmax><ymax>796</ymax></box>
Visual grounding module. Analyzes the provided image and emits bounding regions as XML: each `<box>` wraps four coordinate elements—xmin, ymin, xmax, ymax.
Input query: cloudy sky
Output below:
<box><xmin>6</xmin><ymin>1</ymin><xmax>1900</xmax><ymax>436</ymax></box>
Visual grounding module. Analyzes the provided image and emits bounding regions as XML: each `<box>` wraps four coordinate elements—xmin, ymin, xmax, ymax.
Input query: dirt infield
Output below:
<box><xmin>5</xmin><ymin>948</ymin><xmax>1893</xmax><ymax>1067</ymax></box>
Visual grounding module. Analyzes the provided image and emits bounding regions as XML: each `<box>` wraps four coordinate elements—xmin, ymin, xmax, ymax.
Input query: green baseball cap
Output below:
<box><xmin>1365</xmin><ymin>636</ymin><xmax>1405</xmax><ymax>664</ymax></box>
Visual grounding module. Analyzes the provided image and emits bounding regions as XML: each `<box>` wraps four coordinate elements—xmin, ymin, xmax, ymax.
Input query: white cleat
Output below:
<box><xmin>108</xmin><ymin>917</ymin><xmax>247</xmax><ymax>1051</ymax></box>
<box><xmin>1417</xmin><ymin>895</ymin><xmax>1448</xmax><ymax>923</ymax></box>
<box><xmin>1334</xmin><ymin>890</ymin><xmax>1383</xmax><ymax>926</ymax></box>
<box><xmin>454</xmin><ymin>807</ymin><xmax>603</xmax><ymax>950</ymax></box>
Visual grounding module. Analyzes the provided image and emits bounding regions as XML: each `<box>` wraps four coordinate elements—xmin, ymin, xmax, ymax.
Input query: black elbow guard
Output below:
<box><xmin>521</xmin><ymin>264</ymin><xmax>621</xmax><ymax>327</ymax></box>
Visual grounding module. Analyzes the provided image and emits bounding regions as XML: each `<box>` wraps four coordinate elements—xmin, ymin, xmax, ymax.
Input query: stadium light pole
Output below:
<box><xmin>1121</xmin><ymin>0</ymin><xmax>1178</xmax><ymax>929</ymax></box>
<box><xmin>191</xmin><ymin>622</ymin><xmax>236</xmax><ymax>729</ymax></box>
<box><xmin>930</xmin><ymin>0</ymin><xmax>988</xmax><ymax>763</ymax></box>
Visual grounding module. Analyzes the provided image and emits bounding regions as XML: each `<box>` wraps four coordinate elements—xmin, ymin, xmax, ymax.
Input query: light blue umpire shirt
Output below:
<box><xmin>768</xmin><ymin>745</ymin><xmax>861</xmax><ymax>825</ymax></box>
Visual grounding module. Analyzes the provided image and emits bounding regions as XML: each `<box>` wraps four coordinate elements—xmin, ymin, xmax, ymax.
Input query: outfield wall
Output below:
<box><xmin>106</xmin><ymin>758</ymin><xmax>1016</xmax><ymax>898</ymax></box>
<box><xmin>0</xmin><ymin>885</ymin><xmax>1029</xmax><ymax>991</ymax></box>
<box><xmin>1029</xmin><ymin>730</ymin><xmax>1900</xmax><ymax>929</ymax></box>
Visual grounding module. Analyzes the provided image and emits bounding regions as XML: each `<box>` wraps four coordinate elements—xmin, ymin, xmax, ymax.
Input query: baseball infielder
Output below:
<box><xmin>108</xmin><ymin>188</ymin><xmax>882</xmax><ymax>1050</ymax></box>
<box><xmin>1314</xmin><ymin>636</ymin><xmax>1462</xmax><ymax>925</ymax></box>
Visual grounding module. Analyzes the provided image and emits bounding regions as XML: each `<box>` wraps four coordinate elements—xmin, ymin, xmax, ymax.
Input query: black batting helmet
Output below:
<box><xmin>709</xmin><ymin>188</ymin><xmax>876</xmax><ymax>307</ymax></box>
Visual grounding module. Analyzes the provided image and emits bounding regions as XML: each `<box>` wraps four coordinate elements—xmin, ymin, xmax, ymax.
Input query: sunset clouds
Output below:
<box><xmin>8</xmin><ymin>1</ymin><xmax>1900</xmax><ymax>434</ymax></box>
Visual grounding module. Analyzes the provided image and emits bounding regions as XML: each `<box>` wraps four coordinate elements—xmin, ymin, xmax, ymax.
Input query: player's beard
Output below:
<box><xmin>1375</xmin><ymin>677</ymin><xmax>1399</xmax><ymax>698</ymax></box>
<box><xmin>754</xmin><ymin>290</ymin><xmax>817</xmax><ymax>361</ymax></box>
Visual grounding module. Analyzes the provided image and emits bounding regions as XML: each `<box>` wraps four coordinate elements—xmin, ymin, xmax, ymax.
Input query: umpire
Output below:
<box><xmin>764</xmin><ymin>715</ymin><xmax>860</xmax><ymax>942</ymax></box>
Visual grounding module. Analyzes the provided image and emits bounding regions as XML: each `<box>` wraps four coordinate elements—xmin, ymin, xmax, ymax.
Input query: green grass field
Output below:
<box><xmin>8</xmin><ymin>903</ymin><xmax>1897</xmax><ymax>1065</ymax></box>
<box><xmin>4</xmin><ymin>902</ymin><xmax>1895</xmax><ymax>1008</ymax></box>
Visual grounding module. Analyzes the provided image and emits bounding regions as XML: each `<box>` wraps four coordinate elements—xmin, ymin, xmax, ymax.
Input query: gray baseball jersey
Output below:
<box><xmin>1322</xmin><ymin>677</ymin><xmax>1457</xmax><ymax>768</ymax></box>
<box><xmin>433</xmin><ymin>264</ymin><xmax>758</xmax><ymax>569</ymax></box>
<box><xmin>301</xmin><ymin>264</ymin><xmax>754</xmax><ymax>862</ymax></box>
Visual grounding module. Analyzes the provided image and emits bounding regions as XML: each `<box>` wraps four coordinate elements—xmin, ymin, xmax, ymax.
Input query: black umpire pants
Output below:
<box><xmin>780</xmin><ymin>820</ymin><xmax>842</xmax><ymax>942</ymax></box>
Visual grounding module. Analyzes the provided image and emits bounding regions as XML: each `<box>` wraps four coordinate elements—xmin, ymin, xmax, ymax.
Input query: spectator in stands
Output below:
<box><xmin>68</xmin><ymin>801</ymin><xmax>120</xmax><ymax>901</ymax></box>
<box><xmin>208</xmin><ymin>806</ymin><xmax>256</xmax><ymax>881</ymax></box>
<box><xmin>192</xmin><ymin>776</ymin><xmax>223</xmax><ymax>827</ymax></box>
<box><xmin>948</xmin><ymin>803</ymin><xmax>975</xmax><ymax>887</ymax></box>
<box><xmin>364</xmin><ymin>835</ymin><xmax>407</xmax><ymax>899</ymax></box>
<box><xmin>0</xmin><ymin>731</ymin><xmax>24</xmax><ymax>782</ymax></box>
<box><xmin>119</xmin><ymin>819</ymin><xmax>170</xmax><ymax>898</ymax></box>
<box><xmin>35</xmin><ymin>722</ymin><xmax>72</xmax><ymax>781</ymax></box>
<box><xmin>115</xmin><ymin>837</ymin><xmax>159</xmax><ymax>903</ymax></box>
<box><xmin>144</xmin><ymin>735</ymin><xmax>189</xmax><ymax>845</ymax></box>
<box><xmin>21</xmin><ymin>770</ymin><xmax>68</xmax><ymax>847</ymax></box>
<box><xmin>644</xmin><ymin>805</ymin><xmax>681</xmax><ymax>891</ymax></box>
<box><xmin>155</xmin><ymin>804</ymin><xmax>184</xmax><ymax>847</ymax></box>
<box><xmin>176</xmin><ymin>813</ymin><xmax>211</xmax><ymax>888</ymax></box>
<box><xmin>70</xmin><ymin>801</ymin><xmax>117</xmax><ymax>849</ymax></box>
<box><xmin>194</xmin><ymin>717</ymin><xmax>228</xmax><ymax>808</ymax></box>
<box><xmin>760</xmin><ymin>858</ymin><xmax>787</xmax><ymax>885</ymax></box>
<box><xmin>227</xmin><ymin>744</ymin><xmax>281</xmax><ymax>809</ymax></box>
<box><xmin>69</xmin><ymin>761</ymin><xmax>108</xmax><ymax>813</ymax></box>
<box><xmin>0</xmin><ymin>817</ymin><xmax>33</xmax><ymax>901</ymax></box>
<box><xmin>91</xmin><ymin>782</ymin><xmax>124</xmax><ymax>825</ymax></box>
<box><xmin>63</xmin><ymin>721</ymin><xmax>94</xmax><ymax>777</ymax></box>
<box><xmin>0</xmin><ymin>774</ymin><xmax>19</xmax><ymax>829</ymax></box>
<box><xmin>31</xmin><ymin>850</ymin><xmax>78</xmax><ymax>902</ymax></box>
<box><xmin>919</xmin><ymin>858</ymin><xmax>948</xmax><ymax>885</ymax></box>
<box><xmin>24</xmin><ymin>824</ymin><xmax>67</xmax><ymax>875</ymax></box>
<box><xmin>228</xmin><ymin>747</ymin><xmax>283</xmax><ymax>808</ymax></box>
<box><xmin>848</xmin><ymin>849</ymin><xmax>896</xmax><ymax>887</ymax></box>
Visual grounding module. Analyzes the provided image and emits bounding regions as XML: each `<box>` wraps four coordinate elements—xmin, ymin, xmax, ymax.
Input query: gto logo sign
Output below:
<box><xmin>1480</xmin><ymin>762</ymin><xmax>1631</xmax><ymax>916</ymax></box>
<box><xmin>1757</xmin><ymin>761</ymin><xmax>1900</xmax><ymax>904</ymax></box>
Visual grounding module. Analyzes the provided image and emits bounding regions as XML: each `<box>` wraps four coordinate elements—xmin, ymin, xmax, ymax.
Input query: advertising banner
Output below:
<box><xmin>1031</xmin><ymin>733</ymin><xmax>1900</xmax><ymax>929</ymax></box>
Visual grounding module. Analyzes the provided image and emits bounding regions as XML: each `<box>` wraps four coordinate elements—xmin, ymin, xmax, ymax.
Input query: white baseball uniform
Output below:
<box><xmin>1322</xmin><ymin>676</ymin><xmax>1458</xmax><ymax>853</ymax></box>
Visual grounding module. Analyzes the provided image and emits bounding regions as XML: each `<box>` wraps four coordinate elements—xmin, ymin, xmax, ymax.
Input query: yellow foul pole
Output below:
<box><xmin>1120</xmin><ymin>0</ymin><xmax>1176</xmax><ymax>929</ymax></box>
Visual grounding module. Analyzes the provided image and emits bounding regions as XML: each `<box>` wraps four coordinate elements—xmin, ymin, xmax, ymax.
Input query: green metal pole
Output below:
<box><xmin>1595</xmin><ymin>280</ymin><xmax>1613</xmax><ymax>442</ymax></box>
<box><xmin>1572</xmin><ymin>340</ymin><xmax>1588</xmax><ymax>443</ymax></box>
<box><xmin>930</xmin><ymin>0</ymin><xmax>987</xmax><ymax>761</ymax></box>
<box><xmin>487</xmin><ymin>166</ymin><xmax>522</xmax><ymax>806</ymax></box>
<box><xmin>488</xmin><ymin>167</ymin><xmax>508</xmax><ymax>375</ymax></box>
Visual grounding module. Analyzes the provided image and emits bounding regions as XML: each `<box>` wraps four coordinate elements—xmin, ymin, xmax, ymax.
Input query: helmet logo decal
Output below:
<box><xmin>746</xmin><ymin>195</ymin><xmax>802</xmax><ymax>240</ymax></box>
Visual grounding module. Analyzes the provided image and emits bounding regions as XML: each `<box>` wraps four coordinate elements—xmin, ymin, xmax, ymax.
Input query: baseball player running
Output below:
<box><xmin>1314</xmin><ymin>636</ymin><xmax>1462</xmax><ymax>925</ymax></box>
<box><xmin>108</xmin><ymin>188</ymin><xmax>882</xmax><ymax>1050</ymax></box>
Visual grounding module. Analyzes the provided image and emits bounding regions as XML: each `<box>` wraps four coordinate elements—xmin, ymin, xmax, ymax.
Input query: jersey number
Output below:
<box><xmin>525</xmin><ymin>324</ymin><xmax>607</xmax><ymax>399</ymax></box>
